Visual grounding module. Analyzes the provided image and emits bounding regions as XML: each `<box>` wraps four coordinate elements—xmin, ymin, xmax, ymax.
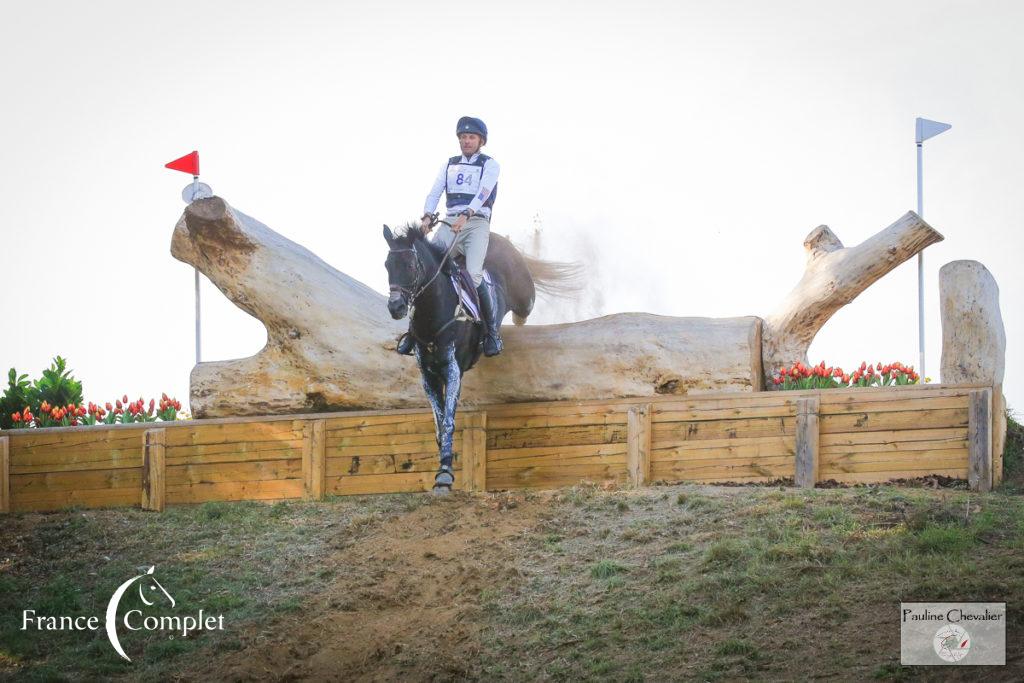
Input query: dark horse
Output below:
<box><xmin>383</xmin><ymin>222</ymin><xmax>578</xmax><ymax>494</ymax></box>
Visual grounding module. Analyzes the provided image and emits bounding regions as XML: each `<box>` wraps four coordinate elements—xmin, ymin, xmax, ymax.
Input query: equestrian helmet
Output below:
<box><xmin>456</xmin><ymin>116</ymin><xmax>488</xmax><ymax>143</ymax></box>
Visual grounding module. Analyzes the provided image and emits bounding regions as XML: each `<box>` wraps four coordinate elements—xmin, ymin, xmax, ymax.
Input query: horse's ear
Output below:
<box><xmin>383</xmin><ymin>224</ymin><xmax>395</xmax><ymax>246</ymax></box>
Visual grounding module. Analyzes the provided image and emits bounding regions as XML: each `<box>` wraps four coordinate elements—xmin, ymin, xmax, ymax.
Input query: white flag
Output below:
<box><xmin>916</xmin><ymin>117</ymin><xmax>952</xmax><ymax>143</ymax></box>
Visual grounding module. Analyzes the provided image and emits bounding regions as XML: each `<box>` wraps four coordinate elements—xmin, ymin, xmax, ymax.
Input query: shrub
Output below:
<box><xmin>28</xmin><ymin>356</ymin><xmax>84</xmax><ymax>412</ymax></box>
<box><xmin>0</xmin><ymin>369</ymin><xmax>32</xmax><ymax>429</ymax></box>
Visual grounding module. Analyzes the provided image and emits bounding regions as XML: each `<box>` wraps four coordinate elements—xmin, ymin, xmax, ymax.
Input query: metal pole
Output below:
<box><xmin>916</xmin><ymin>142</ymin><xmax>924</xmax><ymax>381</ymax></box>
<box><xmin>191</xmin><ymin>174</ymin><xmax>202</xmax><ymax>365</ymax></box>
<box><xmin>195</xmin><ymin>267</ymin><xmax>201</xmax><ymax>364</ymax></box>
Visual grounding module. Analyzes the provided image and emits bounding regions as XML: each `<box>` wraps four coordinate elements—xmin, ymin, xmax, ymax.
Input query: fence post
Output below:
<box><xmin>795</xmin><ymin>397</ymin><xmax>820</xmax><ymax>488</ymax></box>
<box><xmin>968</xmin><ymin>388</ymin><xmax>992</xmax><ymax>492</ymax></box>
<box><xmin>0</xmin><ymin>436</ymin><xmax>9</xmax><ymax>513</ymax></box>
<box><xmin>303</xmin><ymin>419</ymin><xmax>326</xmax><ymax>500</ymax></box>
<box><xmin>141</xmin><ymin>429</ymin><xmax>166</xmax><ymax>511</ymax></box>
<box><xmin>627</xmin><ymin>404</ymin><xmax>652</xmax><ymax>488</ymax></box>
<box><xmin>460</xmin><ymin>412</ymin><xmax>488</xmax><ymax>492</ymax></box>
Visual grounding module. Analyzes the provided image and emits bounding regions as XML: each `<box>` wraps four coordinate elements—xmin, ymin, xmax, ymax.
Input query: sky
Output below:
<box><xmin>1</xmin><ymin>1</ymin><xmax>1021</xmax><ymax>415</ymax></box>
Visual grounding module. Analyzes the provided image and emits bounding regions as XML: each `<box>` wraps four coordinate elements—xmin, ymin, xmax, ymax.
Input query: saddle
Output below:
<box><xmin>449</xmin><ymin>255</ymin><xmax>489</xmax><ymax>323</ymax></box>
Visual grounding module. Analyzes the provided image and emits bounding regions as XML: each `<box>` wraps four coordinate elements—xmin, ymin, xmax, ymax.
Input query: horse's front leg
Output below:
<box><xmin>418</xmin><ymin>360</ymin><xmax>445</xmax><ymax>451</ymax></box>
<box><xmin>433</xmin><ymin>343</ymin><xmax>462</xmax><ymax>493</ymax></box>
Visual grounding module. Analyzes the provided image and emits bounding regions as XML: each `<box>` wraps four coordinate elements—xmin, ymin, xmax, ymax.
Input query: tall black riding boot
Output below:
<box><xmin>396</xmin><ymin>328</ymin><xmax>415</xmax><ymax>355</ymax></box>
<box><xmin>476</xmin><ymin>280</ymin><xmax>503</xmax><ymax>357</ymax></box>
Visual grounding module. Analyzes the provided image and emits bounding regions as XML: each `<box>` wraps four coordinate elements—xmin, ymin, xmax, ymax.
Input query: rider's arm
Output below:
<box><xmin>423</xmin><ymin>160</ymin><xmax>448</xmax><ymax>217</ymax></box>
<box><xmin>467</xmin><ymin>157</ymin><xmax>500</xmax><ymax>215</ymax></box>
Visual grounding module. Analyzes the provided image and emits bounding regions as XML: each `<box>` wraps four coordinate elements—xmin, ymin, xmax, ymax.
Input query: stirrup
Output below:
<box><xmin>483</xmin><ymin>333</ymin><xmax>503</xmax><ymax>357</ymax></box>
<box><xmin>396</xmin><ymin>333</ymin><xmax>415</xmax><ymax>355</ymax></box>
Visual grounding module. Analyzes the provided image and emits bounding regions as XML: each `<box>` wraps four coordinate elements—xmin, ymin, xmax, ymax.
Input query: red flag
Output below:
<box><xmin>165</xmin><ymin>151</ymin><xmax>199</xmax><ymax>176</ymax></box>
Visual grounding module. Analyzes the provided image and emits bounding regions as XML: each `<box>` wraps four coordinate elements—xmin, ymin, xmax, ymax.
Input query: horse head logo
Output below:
<box><xmin>105</xmin><ymin>566</ymin><xmax>175</xmax><ymax>662</ymax></box>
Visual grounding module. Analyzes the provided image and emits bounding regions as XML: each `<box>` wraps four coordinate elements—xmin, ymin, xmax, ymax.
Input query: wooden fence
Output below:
<box><xmin>0</xmin><ymin>384</ymin><xmax>999</xmax><ymax>513</ymax></box>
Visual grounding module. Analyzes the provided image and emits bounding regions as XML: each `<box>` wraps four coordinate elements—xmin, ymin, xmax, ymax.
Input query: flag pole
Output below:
<box><xmin>913</xmin><ymin>117</ymin><xmax>951</xmax><ymax>383</ymax></box>
<box><xmin>165</xmin><ymin>151</ymin><xmax>204</xmax><ymax>365</ymax></box>
<box><xmin>195</xmin><ymin>266</ymin><xmax>202</xmax><ymax>364</ymax></box>
<box><xmin>192</xmin><ymin>173</ymin><xmax>202</xmax><ymax>365</ymax></box>
<box><xmin>916</xmin><ymin>141</ymin><xmax>924</xmax><ymax>381</ymax></box>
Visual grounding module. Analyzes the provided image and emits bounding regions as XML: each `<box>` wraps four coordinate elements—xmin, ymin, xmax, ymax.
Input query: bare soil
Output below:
<box><xmin>172</xmin><ymin>490</ymin><xmax>550</xmax><ymax>682</ymax></box>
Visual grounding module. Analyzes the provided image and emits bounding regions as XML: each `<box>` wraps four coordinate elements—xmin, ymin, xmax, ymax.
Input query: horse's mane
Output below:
<box><xmin>393</xmin><ymin>223</ymin><xmax>446</xmax><ymax>263</ymax></box>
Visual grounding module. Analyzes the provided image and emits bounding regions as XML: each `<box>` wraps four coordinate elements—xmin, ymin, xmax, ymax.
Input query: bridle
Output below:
<box><xmin>387</xmin><ymin>214</ymin><xmax>458</xmax><ymax>308</ymax></box>
<box><xmin>387</xmin><ymin>214</ymin><xmax>475</xmax><ymax>351</ymax></box>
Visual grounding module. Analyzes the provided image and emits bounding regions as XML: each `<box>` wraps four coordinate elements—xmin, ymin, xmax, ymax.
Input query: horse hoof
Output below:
<box><xmin>432</xmin><ymin>485</ymin><xmax>452</xmax><ymax>496</ymax></box>
<box><xmin>433</xmin><ymin>465</ymin><xmax>455</xmax><ymax>493</ymax></box>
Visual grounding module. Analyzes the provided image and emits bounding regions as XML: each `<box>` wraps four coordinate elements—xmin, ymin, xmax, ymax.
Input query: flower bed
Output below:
<box><xmin>772</xmin><ymin>361</ymin><xmax>920</xmax><ymax>390</ymax></box>
<box><xmin>1</xmin><ymin>356</ymin><xmax>183</xmax><ymax>430</ymax></box>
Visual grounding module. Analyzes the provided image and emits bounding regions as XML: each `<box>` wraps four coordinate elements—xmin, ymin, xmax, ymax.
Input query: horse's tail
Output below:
<box><xmin>521</xmin><ymin>254</ymin><xmax>585</xmax><ymax>298</ymax></box>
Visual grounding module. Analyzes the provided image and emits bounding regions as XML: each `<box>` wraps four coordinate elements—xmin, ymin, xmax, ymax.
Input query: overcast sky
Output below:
<box><xmin>1</xmin><ymin>1</ymin><xmax>1020</xmax><ymax>415</ymax></box>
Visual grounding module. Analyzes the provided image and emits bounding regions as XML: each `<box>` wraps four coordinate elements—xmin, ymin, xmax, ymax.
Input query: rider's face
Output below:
<box><xmin>459</xmin><ymin>133</ymin><xmax>482</xmax><ymax>157</ymax></box>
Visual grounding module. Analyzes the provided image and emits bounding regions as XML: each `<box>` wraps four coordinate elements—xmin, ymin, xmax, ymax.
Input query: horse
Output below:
<box><xmin>383</xmin><ymin>222</ymin><xmax>579</xmax><ymax>494</ymax></box>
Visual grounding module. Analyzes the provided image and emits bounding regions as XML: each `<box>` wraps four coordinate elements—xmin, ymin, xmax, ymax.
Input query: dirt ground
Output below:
<box><xmin>172</xmin><ymin>490</ymin><xmax>551</xmax><ymax>682</ymax></box>
<box><xmin>4</xmin><ymin>480</ymin><xmax>1021</xmax><ymax>681</ymax></box>
<box><xmin>159</xmin><ymin>482</ymin><xmax>1023</xmax><ymax>683</ymax></box>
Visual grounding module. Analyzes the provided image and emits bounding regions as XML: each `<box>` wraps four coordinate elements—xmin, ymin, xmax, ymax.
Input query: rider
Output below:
<box><xmin>396</xmin><ymin>115</ymin><xmax>504</xmax><ymax>357</ymax></box>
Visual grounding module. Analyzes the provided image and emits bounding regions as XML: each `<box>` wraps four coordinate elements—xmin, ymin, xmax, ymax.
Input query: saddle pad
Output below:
<box><xmin>449</xmin><ymin>268</ymin><xmax>491</xmax><ymax>322</ymax></box>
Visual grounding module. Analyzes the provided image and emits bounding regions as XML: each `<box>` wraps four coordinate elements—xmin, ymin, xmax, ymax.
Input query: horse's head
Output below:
<box><xmin>383</xmin><ymin>224</ymin><xmax>423</xmax><ymax>320</ymax></box>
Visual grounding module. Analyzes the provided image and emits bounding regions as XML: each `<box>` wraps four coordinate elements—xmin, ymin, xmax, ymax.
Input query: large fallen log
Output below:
<box><xmin>171</xmin><ymin>198</ymin><xmax>761</xmax><ymax>417</ymax></box>
<box><xmin>761</xmin><ymin>213</ymin><xmax>944</xmax><ymax>383</ymax></box>
<box><xmin>171</xmin><ymin>198</ymin><xmax>941</xmax><ymax>417</ymax></box>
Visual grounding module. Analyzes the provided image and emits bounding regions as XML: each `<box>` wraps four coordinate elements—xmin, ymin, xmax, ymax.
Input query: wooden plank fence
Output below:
<box><xmin>0</xmin><ymin>384</ymin><xmax>999</xmax><ymax>513</ymax></box>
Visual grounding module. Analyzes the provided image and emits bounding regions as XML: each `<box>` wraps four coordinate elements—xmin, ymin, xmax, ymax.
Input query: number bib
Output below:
<box><xmin>447</xmin><ymin>164</ymin><xmax>482</xmax><ymax>194</ymax></box>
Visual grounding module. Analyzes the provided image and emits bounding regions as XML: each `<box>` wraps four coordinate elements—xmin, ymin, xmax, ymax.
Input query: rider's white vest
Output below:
<box><xmin>445</xmin><ymin>154</ymin><xmax>498</xmax><ymax>215</ymax></box>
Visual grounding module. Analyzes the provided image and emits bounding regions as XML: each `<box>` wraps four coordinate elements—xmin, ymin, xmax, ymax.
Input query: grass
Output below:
<box><xmin>2</xmin><ymin>477</ymin><xmax>1022</xmax><ymax>681</ymax></box>
<box><xmin>477</xmin><ymin>484</ymin><xmax>1024</xmax><ymax>681</ymax></box>
<box><xmin>0</xmin><ymin>493</ymin><xmax>432</xmax><ymax>680</ymax></box>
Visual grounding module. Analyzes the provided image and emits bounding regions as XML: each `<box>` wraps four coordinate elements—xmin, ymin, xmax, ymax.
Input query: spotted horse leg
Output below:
<box><xmin>431</xmin><ymin>343</ymin><xmax>462</xmax><ymax>495</ymax></box>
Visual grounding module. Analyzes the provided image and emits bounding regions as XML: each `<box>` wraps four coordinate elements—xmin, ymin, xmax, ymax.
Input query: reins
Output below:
<box><xmin>390</xmin><ymin>213</ymin><xmax>477</xmax><ymax>350</ymax></box>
